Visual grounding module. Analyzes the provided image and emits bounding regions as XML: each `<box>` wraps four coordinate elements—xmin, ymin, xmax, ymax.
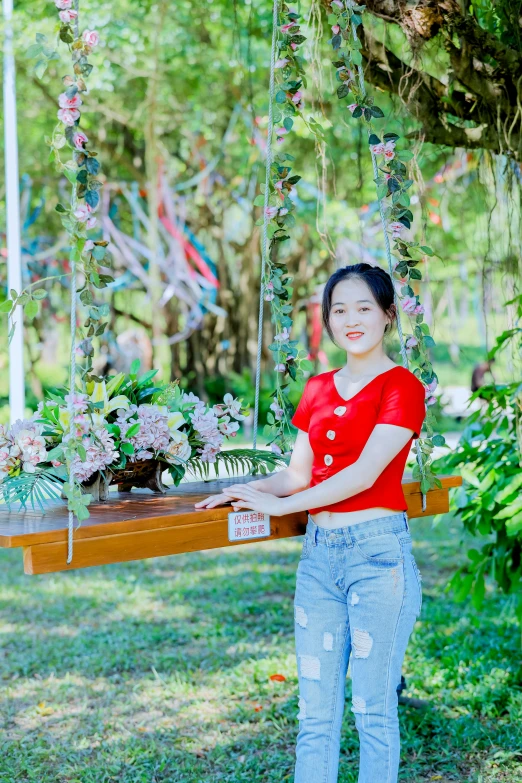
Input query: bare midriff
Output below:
<box><xmin>309</xmin><ymin>507</ymin><xmax>404</xmax><ymax>530</ymax></box>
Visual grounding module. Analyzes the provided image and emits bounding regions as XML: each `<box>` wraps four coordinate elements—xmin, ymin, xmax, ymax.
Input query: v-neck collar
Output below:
<box><xmin>330</xmin><ymin>365</ymin><xmax>401</xmax><ymax>403</ymax></box>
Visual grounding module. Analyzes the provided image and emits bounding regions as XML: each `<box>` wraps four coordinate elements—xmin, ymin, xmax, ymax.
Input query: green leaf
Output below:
<box><xmin>86</xmin><ymin>157</ymin><xmax>100</xmax><ymax>175</ymax></box>
<box><xmin>370</xmin><ymin>106</ymin><xmax>385</xmax><ymax>118</ymax></box>
<box><xmin>92</xmin><ymin>246</ymin><xmax>106</xmax><ymax>261</ymax></box>
<box><xmin>130</xmin><ymin>359</ymin><xmax>141</xmax><ymax>376</ymax></box>
<box><xmin>121</xmin><ymin>442</ymin><xmax>135</xmax><ymax>456</ymax></box>
<box><xmin>283</xmin><ymin>117</ymin><xmax>294</xmax><ymax>131</ymax></box>
<box><xmin>352</xmin><ymin>106</ymin><xmax>363</xmax><ymax>118</ymax></box>
<box><xmin>125</xmin><ymin>423</ymin><xmax>141</xmax><ymax>439</ymax></box>
<box><xmin>26</xmin><ymin>44</ymin><xmax>43</xmax><ymax>59</ymax></box>
<box><xmin>0</xmin><ymin>300</ymin><xmax>13</xmax><ymax>313</ymax></box>
<box><xmin>55</xmin><ymin>203</ymin><xmax>68</xmax><ymax>213</ymax></box>
<box><xmin>495</xmin><ymin>474</ymin><xmax>522</xmax><ymax>504</ymax></box>
<box><xmin>420</xmin><ymin>245</ymin><xmax>434</xmax><ymax>256</ymax></box>
<box><xmin>24</xmin><ymin>300</ymin><xmax>39</xmax><ymax>320</ymax></box>
<box><xmin>351</xmin><ymin>49</ymin><xmax>362</xmax><ymax>66</ymax></box>
<box><xmin>368</xmin><ymin>133</ymin><xmax>381</xmax><ymax>145</ymax></box>
<box><xmin>32</xmin><ymin>289</ymin><xmax>47</xmax><ymax>300</ymax></box>
<box><xmin>275</xmin><ymin>90</ymin><xmax>287</xmax><ymax>104</ymax></box>
<box><xmin>397</xmin><ymin>150</ymin><xmax>414</xmax><ymax>161</ymax></box>
<box><xmin>253</xmin><ymin>194</ymin><xmax>266</xmax><ymax>207</ymax></box>
<box><xmin>336</xmin><ymin>84</ymin><xmax>350</xmax><ymax>99</ymax></box>
<box><xmin>351</xmin><ymin>13</ymin><xmax>362</xmax><ymax>26</ymax></box>
<box><xmin>85</xmin><ymin>190</ymin><xmax>100</xmax><ymax>210</ymax></box>
<box><xmin>506</xmin><ymin>510</ymin><xmax>522</xmax><ymax>536</ymax></box>
<box><xmin>34</xmin><ymin>60</ymin><xmax>47</xmax><ymax>80</ymax></box>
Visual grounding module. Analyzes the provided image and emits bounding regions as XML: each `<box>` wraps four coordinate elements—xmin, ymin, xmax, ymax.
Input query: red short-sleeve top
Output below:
<box><xmin>291</xmin><ymin>365</ymin><xmax>426</xmax><ymax>515</ymax></box>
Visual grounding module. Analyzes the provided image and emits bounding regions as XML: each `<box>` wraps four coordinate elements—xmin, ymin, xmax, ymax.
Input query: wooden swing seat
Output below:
<box><xmin>0</xmin><ymin>473</ymin><xmax>461</xmax><ymax>575</ymax></box>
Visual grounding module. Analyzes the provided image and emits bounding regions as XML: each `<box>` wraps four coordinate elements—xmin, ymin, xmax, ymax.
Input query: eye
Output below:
<box><xmin>360</xmin><ymin>307</ymin><xmax>370</xmax><ymax>312</ymax></box>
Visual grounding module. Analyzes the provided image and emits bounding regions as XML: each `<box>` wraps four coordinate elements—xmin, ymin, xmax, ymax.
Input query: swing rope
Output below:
<box><xmin>66</xmin><ymin>0</ymin><xmax>81</xmax><ymax>564</ymax></box>
<box><xmin>253</xmin><ymin>0</ymin><xmax>279</xmax><ymax>450</ymax></box>
<box><xmin>348</xmin><ymin>8</ymin><xmax>427</xmax><ymax>510</ymax></box>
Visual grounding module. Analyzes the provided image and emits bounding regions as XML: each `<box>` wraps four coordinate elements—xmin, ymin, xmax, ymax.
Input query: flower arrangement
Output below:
<box><xmin>0</xmin><ymin>363</ymin><xmax>284</xmax><ymax>519</ymax></box>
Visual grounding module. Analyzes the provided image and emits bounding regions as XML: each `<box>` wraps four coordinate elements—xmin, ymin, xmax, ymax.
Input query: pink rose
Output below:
<box><xmin>55</xmin><ymin>0</ymin><xmax>72</xmax><ymax>9</ymax></box>
<box><xmin>74</xmin><ymin>205</ymin><xmax>90</xmax><ymax>222</ymax></box>
<box><xmin>57</xmin><ymin>107</ymin><xmax>80</xmax><ymax>126</ymax></box>
<box><xmin>58</xmin><ymin>8</ymin><xmax>77</xmax><ymax>22</ymax></box>
<box><xmin>58</xmin><ymin>91</ymin><xmax>82</xmax><ymax>109</ymax></box>
<box><xmin>401</xmin><ymin>296</ymin><xmax>418</xmax><ymax>315</ymax></box>
<box><xmin>371</xmin><ymin>143</ymin><xmax>385</xmax><ymax>155</ymax></box>
<box><xmin>82</xmin><ymin>30</ymin><xmax>100</xmax><ymax>48</ymax></box>
<box><xmin>347</xmin><ymin>103</ymin><xmax>358</xmax><ymax>114</ymax></box>
<box><xmin>332</xmin><ymin>25</ymin><xmax>340</xmax><ymax>34</ymax></box>
<box><xmin>73</xmin><ymin>131</ymin><xmax>88</xmax><ymax>149</ymax></box>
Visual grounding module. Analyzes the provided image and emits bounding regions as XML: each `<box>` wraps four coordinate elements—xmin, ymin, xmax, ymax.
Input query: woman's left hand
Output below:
<box><xmin>222</xmin><ymin>485</ymin><xmax>289</xmax><ymax>516</ymax></box>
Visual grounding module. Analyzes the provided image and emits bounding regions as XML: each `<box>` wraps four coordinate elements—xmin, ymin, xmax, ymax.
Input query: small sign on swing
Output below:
<box><xmin>228</xmin><ymin>510</ymin><xmax>271</xmax><ymax>543</ymax></box>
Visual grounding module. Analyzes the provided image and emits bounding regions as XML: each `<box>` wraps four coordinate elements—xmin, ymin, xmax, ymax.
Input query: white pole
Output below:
<box><xmin>2</xmin><ymin>0</ymin><xmax>25</xmax><ymax>423</ymax></box>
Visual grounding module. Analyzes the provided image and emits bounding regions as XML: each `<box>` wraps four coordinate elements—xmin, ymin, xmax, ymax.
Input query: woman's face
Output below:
<box><xmin>328</xmin><ymin>277</ymin><xmax>392</xmax><ymax>356</ymax></box>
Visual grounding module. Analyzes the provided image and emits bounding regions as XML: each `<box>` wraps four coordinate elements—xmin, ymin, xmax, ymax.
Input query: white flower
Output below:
<box><xmin>164</xmin><ymin>431</ymin><xmax>191</xmax><ymax>464</ymax></box>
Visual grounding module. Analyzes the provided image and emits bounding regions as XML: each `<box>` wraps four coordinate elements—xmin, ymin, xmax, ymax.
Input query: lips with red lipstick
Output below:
<box><xmin>346</xmin><ymin>331</ymin><xmax>364</xmax><ymax>340</ymax></box>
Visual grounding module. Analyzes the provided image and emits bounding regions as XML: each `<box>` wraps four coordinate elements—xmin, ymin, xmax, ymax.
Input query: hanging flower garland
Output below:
<box><xmin>254</xmin><ymin>2</ymin><xmax>323</xmax><ymax>457</ymax></box>
<box><xmin>326</xmin><ymin>0</ymin><xmax>445</xmax><ymax>495</ymax></box>
<box><xmin>7</xmin><ymin>0</ymin><xmax>113</xmax><ymax>522</ymax></box>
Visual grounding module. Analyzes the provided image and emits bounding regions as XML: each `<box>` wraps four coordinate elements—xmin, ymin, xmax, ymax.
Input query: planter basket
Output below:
<box><xmin>80</xmin><ymin>459</ymin><xmax>169</xmax><ymax>501</ymax></box>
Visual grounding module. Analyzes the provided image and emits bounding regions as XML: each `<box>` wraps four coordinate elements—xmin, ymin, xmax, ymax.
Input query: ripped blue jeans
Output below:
<box><xmin>293</xmin><ymin>512</ymin><xmax>422</xmax><ymax>783</ymax></box>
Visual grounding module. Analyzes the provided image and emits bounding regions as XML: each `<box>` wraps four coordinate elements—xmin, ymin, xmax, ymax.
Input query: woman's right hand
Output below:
<box><xmin>194</xmin><ymin>492</ymin><xmax>234</xmax><ymax>510</ymax></box>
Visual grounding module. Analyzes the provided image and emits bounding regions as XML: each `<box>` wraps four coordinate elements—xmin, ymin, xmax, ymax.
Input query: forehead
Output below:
<box><xmin>330</xmin><ymin>277</ymin><xmax>376</xmax><ymax>304</ymax></box>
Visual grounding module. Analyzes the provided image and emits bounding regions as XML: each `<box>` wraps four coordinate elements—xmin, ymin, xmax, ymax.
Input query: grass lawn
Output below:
<box><xmin>0</xmin><ymin>513</ymin><xmax>521</xmax><ymax>783</ymax></box>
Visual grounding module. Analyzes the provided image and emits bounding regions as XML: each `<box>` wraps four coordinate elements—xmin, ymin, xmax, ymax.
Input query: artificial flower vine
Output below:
<box><xmin>327</xmin><ymin>0</ymin><xmax>445</xmax><ymax>494</ymax></box>
<box><xmin>254</xmin><ymin>2</ymin><xmax>323</xmax><ymax>457</ymax></box>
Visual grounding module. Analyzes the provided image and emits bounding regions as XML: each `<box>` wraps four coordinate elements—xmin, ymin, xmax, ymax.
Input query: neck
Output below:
<box><xmin>340</xmin><ymin>345</ymin><xmax>392</xmax><ymax>378</ymax></box>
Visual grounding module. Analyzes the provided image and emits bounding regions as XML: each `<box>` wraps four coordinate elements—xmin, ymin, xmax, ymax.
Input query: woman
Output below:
<box><xmin>195</xmin><ymin>263</ymin><xmax>426</xmax><ymax>783</ymax></box>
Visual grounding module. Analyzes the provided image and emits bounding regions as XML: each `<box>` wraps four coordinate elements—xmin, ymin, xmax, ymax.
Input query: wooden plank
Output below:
<box><xmin>23</xmin><ymin>512</ymin><xmax>307</xmax><ymax>575</ymax></box>
<box><xmin>0</xmin><ymin>473</ymin><xmax>461</xmax><ymax>549</ymax></box>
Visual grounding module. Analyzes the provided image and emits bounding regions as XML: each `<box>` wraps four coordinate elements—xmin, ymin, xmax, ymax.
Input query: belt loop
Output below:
<box><xmin>307</xmin><ymin>514</ymin><xmax>318</xmax><ymax>546</ymax></box>
<box><xmin>403</xmin><ymin>512</ymin><xmax>410</xmax><ymax>532</ymax></box>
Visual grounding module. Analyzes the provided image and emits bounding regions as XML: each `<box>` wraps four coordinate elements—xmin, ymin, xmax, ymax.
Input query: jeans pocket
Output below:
<box><xmin>411</xmin><ymin>557</ymin><xmax>423</xmax><ymax>615</ymax></box>
<box><xmin>300</xmin><ymin>535</ymin><xmax>311</xmax><ymax>561</ymax></box>
<box><xmin>354</xmin><ymin>532</ymin><xmax>404</xmax><ymax>567</ymax></box>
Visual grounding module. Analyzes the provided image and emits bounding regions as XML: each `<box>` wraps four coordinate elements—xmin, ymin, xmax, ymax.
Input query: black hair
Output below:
<box><xmin>322</xmin><ymin>263</ymin><xmax>397</xmax><ymax>343</ymax></box>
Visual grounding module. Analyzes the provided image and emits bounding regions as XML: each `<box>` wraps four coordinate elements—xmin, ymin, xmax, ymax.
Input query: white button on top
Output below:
<box><xmin>326</xmin><ymin>430</ymin><xmax>336</xmax><ymax>440</ymax></box>
<box><xmin>334</xmin><ymin>406</ymin><xmax>346</xmax><ymax>416</ymax></box>
<box><xmin>324</xmin><ymin>454</ymin><xmax>333</xmax><ymax>466</ymax></box>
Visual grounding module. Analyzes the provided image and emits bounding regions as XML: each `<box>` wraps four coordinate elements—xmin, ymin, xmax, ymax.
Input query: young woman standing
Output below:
<box><xmin>195</xmin><ymin>263</ymin><xmax>426</xmax><ymax>783</ymax></box>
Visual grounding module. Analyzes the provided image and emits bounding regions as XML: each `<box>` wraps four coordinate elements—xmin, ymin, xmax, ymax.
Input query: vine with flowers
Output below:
<box><xmin>3</xmin><ymin>1</ymin><xmax>111</xmax><ymax>384</ymax></box>
<box><xmin>326</xmin><ymin>0</ymin><xmax>445</xmax><ymax>494</ymax></box>
<box><xmin>253</xmin><ymin>2</ymin><xmax>326</xmax><ymax>458</ymax></box>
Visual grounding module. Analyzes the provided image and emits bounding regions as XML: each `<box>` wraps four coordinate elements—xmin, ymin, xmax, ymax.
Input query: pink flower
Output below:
<box><xmin>405</xmin><ymin>336</ymin><xmax>418</xmax><ymax>350</ymax></box>
<box><xmin>266</xmin><ymin>281</ymin><xmax>274</xmax><ymax>289</ymax></box>
<box><xmin>425</xmin><ymin>378</ymin><xmax>438</xmax><ymax>397</ymax></box>
<box><xmin>270</xmin><ymin>401</ymin><xmax>284</xmax><ymax>420</ymax></box>
<box><xmin>57</xmin><ymin>107</ymin><xmax>80</xmax><ymax>126</ymax></box>
<box><xmin>271</xmin><ymin>443</ymin><xmax>282</xmax><ymax>455</ymax></box>
<box><xmin>281</xmin><ymin>22</ymin><xmax>296</xmax><ymax>32</ymax></box>
<box><xmin>275</xmin><ymin>58</ymin><xmax>290</xmax><ymax>69</ymax></box>
<box><xmin>371</xmin><ymin>143</ymin><xmax>385</xmax><ymax>155</ymax></box>
<box><xmin>278</xmin><ymin>208</ymin><xmax>289</xmax><ymax>216</ymax></box>
<box><xmin>384</xmin><ymin>142</ymin><xmax>396</xmax><ymax>161</ymax></box>
<box><xmin>413</xmin><ymin>303</ymin><xmax>425</xmax><ymax>315</ymax></box>
<box><xmin>274</xmin><ymin>180</ymin><xmax>283</xmax><ymax>191</ymax></box>
<box><xmin>73</xmin><ymin>131</ymin><xmax>89</xmax><ymax>149</ymax></box>
<box><xmin>58</xmin><ymin>8</ymin><xmax>77</xmax><ymax>22</ymax></box>
<box><xmin>426</xmin><ymin>396</ymin><xmax>437</xmax><ymax>406</ymax></box>
<box><xmin>390</xmin><ymin>221</ymin><xmax>405</xmax><ymax>238</ymax></box>
<box><xmin>275</xmin><ymin>127</ymin><xmax>289</xmax><ymax>136</ymax></box>
<box><xmin>265</xmin><ymin>292</ymin><xmax>275</xmax><ymax>302</ymax></box>
<box><xmin>64</xmin><ymin>392</ymin><xmax>88</xmax><ymax>413</ymax></box>
<box><xmin>331</xmin><ymin>0</ymin><xmax>344</xmax><ymax>8</ymax></box>
<box><xmin>290</xmin><ymin>42</ymin><xmax>298</xmax><ymax>50</ymax></box>
<box><xmin>58</xmin><ymin>91</ymin><xmax>82</xmax><ymax>109</ymax></box>
<box><xmin>55</xmin><ymin>0</ymin><xmax>72</xmax><ymax>9</ymax></box>
<box><xmin>275</xmin><ymin>363</ymin><xmax>286</xmax><ymax>372</ymax></box>
<box><xmin>265</xmin><ymin>206</ymin><xmax>278</xmax><ymax>219</ymax></box>
<box><xmin>74</xmin><ymin>204</ymin><xmax>90</xmax><ymax>222</ymax></box>
<box><xmin>86</xmin><ymin>216</ymin><xmax>97</xmax><ymax>229</ymax></box>
<box><xmin>401</xmin><ymin>296</ymin><xmax>418</xmax><ymax>315</ymax></box>
<box><xmin>274</xmin><ymin>327</ymin><xmax>291</xmax><ymax>343</ymax></box>
<box><xmin>51</xmin><ymin>460</ymin><xmax>62</xmax><ymax>467</ymax></box>
<box><xmin>84</xmin><ymin>240</ymin><xmax>95</xmax><ymax>251</ymax></box>
<box><xmin>291</xmin><ymin>90</ymin><xmax>302</xmax><ymax>105</ymax></box>
<box><xmin>82</xmin><ymin>29</ymin><xmax>100</xmax><ymax>48</ymax></box>
<box><xmin>347</xmin><ymin>103</ymin><xmax>358</xmax><ymax>114</ymax></box>
<box><xmin>332</xmin><ymin>24</ymin><xmax>340</xmax><ymax>34</ymax></box>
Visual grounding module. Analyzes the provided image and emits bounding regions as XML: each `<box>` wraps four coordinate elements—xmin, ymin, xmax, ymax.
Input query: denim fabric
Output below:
<box><xmin>293</xmin><ymin>512</ymin><xmax>422</xmax><ymax>783</ymax></box>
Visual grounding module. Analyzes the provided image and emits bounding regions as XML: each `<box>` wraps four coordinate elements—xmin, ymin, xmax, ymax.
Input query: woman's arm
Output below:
<box><xmin>281</xmin><ymin>423</ymin><xmax>414</xmax><ymax>514</ymax></box>
<box><xmin>194</xmin><ymin>429</ymin><xmax>313</xmax><ymax>509</ymax></box>
<box><xmin>221</xmin><ymin>423</ymin><xmax>415</xmax><ymax>514</ymax></box>
<box><xmin>248</xmin><ymin>430</ymin><xmax>313</xmax><ymax>496</ymax></box>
